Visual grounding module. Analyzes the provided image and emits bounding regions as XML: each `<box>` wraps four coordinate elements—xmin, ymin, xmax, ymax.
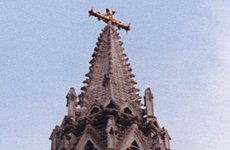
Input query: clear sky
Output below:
<box><xmin>0</xmin><ymin>1</ymin><xmax>230</xmax><ymax>150</ymax></box>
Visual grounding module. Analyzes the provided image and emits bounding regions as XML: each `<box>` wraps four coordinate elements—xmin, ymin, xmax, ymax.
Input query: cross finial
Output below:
<box><xmin>88</xmin><ymin>8</ymin><xmax>130</xmax><ymax>31</ymax></box>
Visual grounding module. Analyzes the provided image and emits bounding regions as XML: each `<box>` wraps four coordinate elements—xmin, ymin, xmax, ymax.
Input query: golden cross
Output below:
<box><xmin>88</xmin><ymin>8</ymin><xmax>130</xmax><ymax>31</ymax></box>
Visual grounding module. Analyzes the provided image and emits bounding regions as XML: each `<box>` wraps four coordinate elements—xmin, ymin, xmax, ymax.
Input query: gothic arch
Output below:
<box><xmin>119</xmin><ymin>126</ymin><xmax>146</xmax><ymax>150</ymax></box>
<box><xmin>88</xmin><ymin>104</ymin><xmax>101</xmax><ymax>116</ymax></box>
<box><xmin>105</xmin><ymin>101</ymin><xmax>118</xmax><ymax>109</ymax></box>
<box><xmin>90</xmin><ymin>107</ymin><xmax>100</xmax><ymax>114</ymax></box>
<box><xmin>75</xmin><ymin>133</ymin><xmax>102</xmax><ymax>150</ymax></box>
<box><xmin>126</xmin><ymin>140</ymin><xmax>140</xmax><ymax>150</ymax></box>
<box><xmin>84</xmin><ymin>140</ymin><xmax>99</xmax><ymax>150</ymax></box>
<box><xmin>124</xmin><ymin>107</ymin><xmax>132</xmax><ymax>115</ymax></box>
<box><xmin>122</xmin><ymin>137</ymin><xmax>145</xmax><ymax>150</ymax></box>
<box><xmin>120</xmin><ymin>104</ymin><xmax>135</xmax><ymax>115</ymax></box>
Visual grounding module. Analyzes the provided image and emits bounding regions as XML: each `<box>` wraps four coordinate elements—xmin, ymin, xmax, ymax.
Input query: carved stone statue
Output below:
<box><xmin>106</xmin><ymin>116</ymin><xmax>118</xmax><ymax>148</ymax></box>
<box><xmin>66</xmin><ymin>88</ymin><xmax>77</xmax><ymax>119</ymax></box>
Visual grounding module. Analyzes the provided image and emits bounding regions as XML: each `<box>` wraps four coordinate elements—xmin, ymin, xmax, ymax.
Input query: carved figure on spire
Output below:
<box><xmin>88</xmin><ymin>8</ymin><xmax>130</xmax><ymax>31</ymax></box>
<box><xmin>106</xmin><ymin>116</ymin><xmax>118</xmax><ymax>148</ymax></box>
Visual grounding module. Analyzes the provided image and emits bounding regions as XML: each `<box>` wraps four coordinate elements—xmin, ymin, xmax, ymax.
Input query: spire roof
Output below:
<box><xmin>79</xmin><ymin>25</ymin><xmax>141</xmax><ymax>112</ymax></box>
<box><xmin>50</xmin><ymin>10</ymin><xmax>171</xmax><ymax>150</ymax></box>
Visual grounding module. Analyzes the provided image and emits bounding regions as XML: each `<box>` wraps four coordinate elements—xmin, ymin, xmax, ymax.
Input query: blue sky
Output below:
<box><xmin>0</xmin><ymin>1</ymin><xmax>230</xmax><ymax>150</ymax></box>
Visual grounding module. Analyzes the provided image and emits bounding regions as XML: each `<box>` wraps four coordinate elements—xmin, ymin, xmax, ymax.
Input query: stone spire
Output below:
<box><xmin>79</xmin><ymin>25</ymin><xmax>141</xmax><ymax>116</ymax></box>
<box><xmin>50</xmin><ymin>9</ymin><xmax>171</xmax><ymax>150</ymax></box>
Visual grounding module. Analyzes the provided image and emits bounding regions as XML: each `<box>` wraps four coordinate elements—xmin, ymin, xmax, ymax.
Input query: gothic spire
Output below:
<box><xmin>79</xmin><ymin>25</ymin><xmax>141</xmax><ymax>114</ymax></box>
<box><xmin>50</xmin><ymin>9</ymin><xmax>171</xmax><ymax>150</ymax></box>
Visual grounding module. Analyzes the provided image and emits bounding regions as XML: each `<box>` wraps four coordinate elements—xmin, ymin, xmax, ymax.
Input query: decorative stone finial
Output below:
<box><xmin>66</xmin><ymin>88</ymin><xmax>77</xmax><ymax>119</ymax></box>
<box><xmin>162</xmin><ymin>127</ymin><xmax>171</xmax><ymax>150</ymax></box>
<box><xmin>144</xmin><ymin>88</ymin><xmax>154</xmax><ymax>122</ymax></box>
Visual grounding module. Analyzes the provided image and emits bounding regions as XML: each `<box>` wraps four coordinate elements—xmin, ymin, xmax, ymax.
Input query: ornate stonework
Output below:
<box><xmin>50</xmin><ymin>22</ymin><xmax>171</xmax><ymax>150</ymax></box>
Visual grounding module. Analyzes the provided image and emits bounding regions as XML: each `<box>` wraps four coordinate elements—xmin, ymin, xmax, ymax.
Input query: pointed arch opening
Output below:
<box><xmin>109</xmin><ymin>128</ymin><xmax>114</xmax><ymax>134</ymax></box>
<box><xmin>124</xmin><ymin>107</ymin><xmax>132</xmax><ymax>115</ymax></box>
<box><xmin>126</xmin><ymin>140</ymin><xmax>140</xmax><ymax>150</ymax></box>
<box><xmin>90</xmin><ymin>107</ymin><xmax>99</xmax><ymax>114</ymax></box>
<box><xmin>88</xmin><ymin>104</ymin><xmax>101</xmax><ymax>116</ymax></box>
<box><xmin>84</xmin><ymin>140</ymin><xmax>98</xmax><ymax>150</ymax></box>
<box><xmin>106</xmin><ymin>102</ymin><xmax>117</xmax><ymax>109</ymax></box>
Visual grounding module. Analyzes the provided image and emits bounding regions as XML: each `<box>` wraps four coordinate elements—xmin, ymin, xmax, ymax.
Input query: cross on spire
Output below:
<box><xmin>88</xmin><ymin>8</ymin><xmax>130</xmax><ymax>31</ymax></box>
